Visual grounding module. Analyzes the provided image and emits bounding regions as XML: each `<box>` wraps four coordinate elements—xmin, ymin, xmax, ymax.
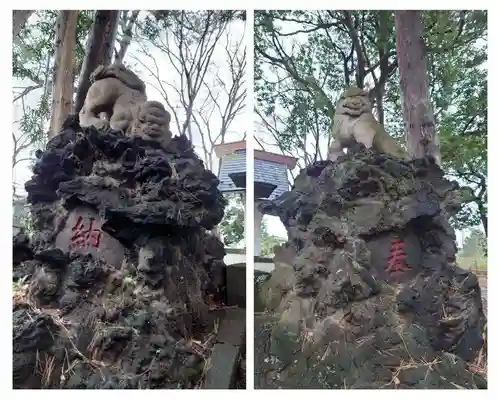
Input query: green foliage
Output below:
<box><xmin>219</xmin><ymin>193</ymin><xmax>245</xmax><ymax>246</ymax></box>
<box><xmin>13</xmin><ymin>11</ymin><xmax>94</xmax><ymax>161</ymax></box>
<box><xmin>13</xmin><ymin>11</ymin><xmax>93</xmax><ymax>84</ymax></box>
<box><xmin>260</xmin><ymin>222</ymin><xmax>286</xmax><ymax>257</ymax></box>
<box><xmin>255</xmin><ymin>10</ymin><xmax>487</xmax><ymax>231</ymax></box>
<box><xmin>430</xmin><ymin>12</ymin><xmax>487</xmax><ymax>231</ymax></box>
<box><xmin>462</xmin><ymin>228</ymin><xmax>487</xmax><ymax>256</ymax></box>
<box><xmin>219</xmin><ymin>193</ymin><xmax>287</xmax><ymax>254</ymax></box>
<box><xmin>20</xmin><ymin>212</ymin><xmax>36</xmax><ymax>238</ymax></box>
<box><xmin>457</xmin><ymin>228</ymin><xmax>487</xmax><ymax>269</ymax></box>
<box><xmin>13</xmin><ymin>10</ymin><xmax>58</xmax><ymax>82</ymax></box>
<box><xmin>17</xmin><ymin>94</ymin><xmax>50</xmax><ymax>149</ymax></box>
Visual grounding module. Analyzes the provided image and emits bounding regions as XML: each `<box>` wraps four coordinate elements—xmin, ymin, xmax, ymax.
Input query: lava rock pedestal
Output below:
<box><xmin>13</xmin><ymin>115</ymin><xmax>228</xmax><ymax>389</ymax></box>
<box><xmin>255</xmin><ymin>148</ymin><xmax>487</xmax><ymax>389</ymax></box>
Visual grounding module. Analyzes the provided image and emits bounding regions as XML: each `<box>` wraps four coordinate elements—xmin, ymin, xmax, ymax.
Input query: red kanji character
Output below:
<box><xmin>70</xmin><ymin>216</ymin><xmax>102</xmax><ymax>249</ymax></box>
<box><xmin>386</xmin><ymin>238</ymin><xmax>410</xmax><ymax>273</ymax></box>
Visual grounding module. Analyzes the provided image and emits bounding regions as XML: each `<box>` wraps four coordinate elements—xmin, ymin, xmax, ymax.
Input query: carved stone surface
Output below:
<box><xmin>365</xmin><ymin>229</ymin><xmax>422</xmax><ymax>282</ymax></box>
<box><xmin>55</xmin><ymin>207</ymin><xmax>125</xmax><ymax>268</ymax></box>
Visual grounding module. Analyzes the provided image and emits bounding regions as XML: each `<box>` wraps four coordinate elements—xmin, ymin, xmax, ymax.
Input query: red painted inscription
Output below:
<box><xmin>386</xmin><ymin>238</ymin><xmax>410</xmax><ymax>273</ymax></box>
<box><xmin>70</xmin><ymin>216</ymin><xmax>102</xmax><ymax>249</ymax></box>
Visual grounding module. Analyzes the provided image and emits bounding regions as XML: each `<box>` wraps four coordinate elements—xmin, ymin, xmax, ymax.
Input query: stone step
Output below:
<box><xmin>204</xmin><ymin>343</ymin><xmax>241</xmax><ymax>389</ymax></box>
<box><xmin>204</xmin><ymin>308</ymin><xmax>246</xmax><ymax>389</ymax></box>
<box><xmin>217</xmin><ymin>308</ymin><xmax>246</xmax><ymax>346</ymax></box>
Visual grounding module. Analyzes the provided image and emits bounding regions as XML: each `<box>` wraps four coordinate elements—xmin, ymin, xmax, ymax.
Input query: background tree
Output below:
<box><xmin>49</xmin><ymin>10</ymin><xmax>79</xmax><ymax>137</ymax></box>
<box><xmin>115</xmin><ymin>10</ymin><xmax>140</xmax><ymax>63</ymax></box>
<box><xmin>13</xmin><ymin>10</ymin><xmax>34</xmax><ymax>38</ymax></box>
<box><xmin>219</xmin><ymin>193</ymin><xmax>245</xmax><ymax>246</ymax></box>
<box><xmin>395</xmin><ymin>10</ymin><xmax>440</xmax><ymax>164</ymax></box>
<box><xmin>457</xmin><ymin>228</ymin><xmax>487</xmax><ymax>269</ymax></box>
<box><xmin>74</xmin><ymin>10</ymin><xmax>120</xmax><ymax>114</ymax></box>
<box><xmin>217</xmin><ymin>192</ymin><xmax>286</xmax><ymax>256</ymax></box>
<box><xmin>12</xmin><ymin>10</ymin><xmax>93</xmax><ymax>196</ymax></box>
<box><xmin>260</xmin><ymin>222</ymin><xmax>286</xmax><ymax>257</ymax></box>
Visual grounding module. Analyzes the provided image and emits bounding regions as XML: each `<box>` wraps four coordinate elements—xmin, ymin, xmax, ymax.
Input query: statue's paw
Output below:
<box><xmin>93</xmin><ymin>119</ymin><xmax>110</xmax><ymax>131</ymax></box>
<box><xmin>110</xmin><ymin>116</ymin><xmax>133</xmax><ymax>133</ymax></box>
<box><xmin>141</xmin><ymin>123</ymin><xmax>172</xmax><ymax>143</ymax></box>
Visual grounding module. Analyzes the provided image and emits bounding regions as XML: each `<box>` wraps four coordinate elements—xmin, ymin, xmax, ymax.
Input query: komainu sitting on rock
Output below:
<box><xmin>79</xmin><ymin>63</ymin><xmax>172</xmax><ymax>149</ymax></box>
<box><xmin>328</xmin><ymin>86</ymin><xmax>409</xmax><ymax>162</ymax></box>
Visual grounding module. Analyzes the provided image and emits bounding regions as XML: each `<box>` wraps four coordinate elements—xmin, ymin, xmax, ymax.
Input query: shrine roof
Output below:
<box><xmin>254</xmin><ymin>158</ymin><xmax>289</xmax><ymax>199</ymax></box>
<box><xmin>217</xmin><ymin>151</ymin><xmax>246</xmax><ymax>193</ymax></box>
<box><xmin>214</xmin><ymin>140</ymin><xmax>295</xmax><ymax>198</ymax></box>
<box><xmin>213</xmin><ymin>140</ymin><xmax>298</xmax><ymax>170</ymax></box>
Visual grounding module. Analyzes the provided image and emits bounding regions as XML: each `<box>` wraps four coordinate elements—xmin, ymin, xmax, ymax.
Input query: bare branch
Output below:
<box><xmin>12</xmin><ymin>84</ymin><xmax>43</xmax><ymax>103</ymax></box>
<box><xmin>129</xmin><ymin>49</ymin><xmax>183</xmax><ymax>135</ymax></box>
<box><xmin>134</xmin><ymin>11</ymin><xmax>246</xmax><ymax>164</ymax></box>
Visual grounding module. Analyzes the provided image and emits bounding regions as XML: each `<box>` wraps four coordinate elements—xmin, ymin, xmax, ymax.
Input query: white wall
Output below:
<box><xmin>224</xmin><ymin>251</ymin><xmax>274</xmax><ymax>273</ymax></box>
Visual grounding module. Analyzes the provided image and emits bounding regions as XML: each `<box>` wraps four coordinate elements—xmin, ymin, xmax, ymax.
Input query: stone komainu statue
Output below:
<box><xmin>79</xmin><ymin>63</ymin><xmax>172</xmax><ymax>149</ymax></box>
<box><xmin>328</xmin><ymin>86</ymin><xmax>409</xmax><ymax>162</ymax></box>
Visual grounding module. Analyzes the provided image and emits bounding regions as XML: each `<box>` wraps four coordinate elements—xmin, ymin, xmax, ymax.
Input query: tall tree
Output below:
<box><xmin>74</xmin><ymin>10</ymin><xmax>120</xmax><ymax>114</ymax></box>
<box><xmin>394</xmin><ymin>11</ymin><xmax>440</xmax><ymax>164</ymax></box>
<box><xmin>424</xmin><ymin>11</ymin><xmax>487</xmax><ymax>234</ymax></box>
<box><xmin>49</xmin><ymin>10</ymin><xmax>78</xmax><ymax>138</ymax></box>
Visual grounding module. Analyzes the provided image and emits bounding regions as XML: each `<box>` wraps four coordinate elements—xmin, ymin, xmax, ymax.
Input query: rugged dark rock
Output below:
<box><xmin>256</xmin><ymin>147</ymin><xmax>487</xmax><ymax>389</ymax></box>
<box><xmin>13</xmin><ymin>115</ymin><xmax>237</xmax><ymax>389</ymax></box>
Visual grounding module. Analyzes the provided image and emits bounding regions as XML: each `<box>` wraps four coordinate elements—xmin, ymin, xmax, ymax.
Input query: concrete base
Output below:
<box><xmin>225</xmin><ymin>263</ymin><xmax>246</xmax><ymax>308</ymax></box>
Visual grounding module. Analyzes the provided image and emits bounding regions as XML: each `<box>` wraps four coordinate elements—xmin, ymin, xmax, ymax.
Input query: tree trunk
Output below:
<box><xmin>13</xmin><ymin>10</ymin><xmax>34</xmax><ymax>38</ymax></box>
<box><xmin>74</xmin><ymin>10</ymin><xmax>120</xmax><ymax>114</ymax></box>
<box><xmin>394</xmin><ymin>11</ymin><xmax>441</xmax><ymax>165</ymax></box>
<box><xmin>476</xmin><ymin>200</ymin><xmax>488</xmax><ymax>237</ymax></box>
<box><xmin>374</xmin><ymin>88</ymin><xmax>384</xmax><ymax>125</ymax></box>
<box><xmin>116</xmin><ymin>10</ymin><xmax>140</xmax><ymax>63</ymax></box>
<box><xmin>49</xmin><ymin>10</ymin><xmax>78</xmax><ymax>138</ymax></box>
